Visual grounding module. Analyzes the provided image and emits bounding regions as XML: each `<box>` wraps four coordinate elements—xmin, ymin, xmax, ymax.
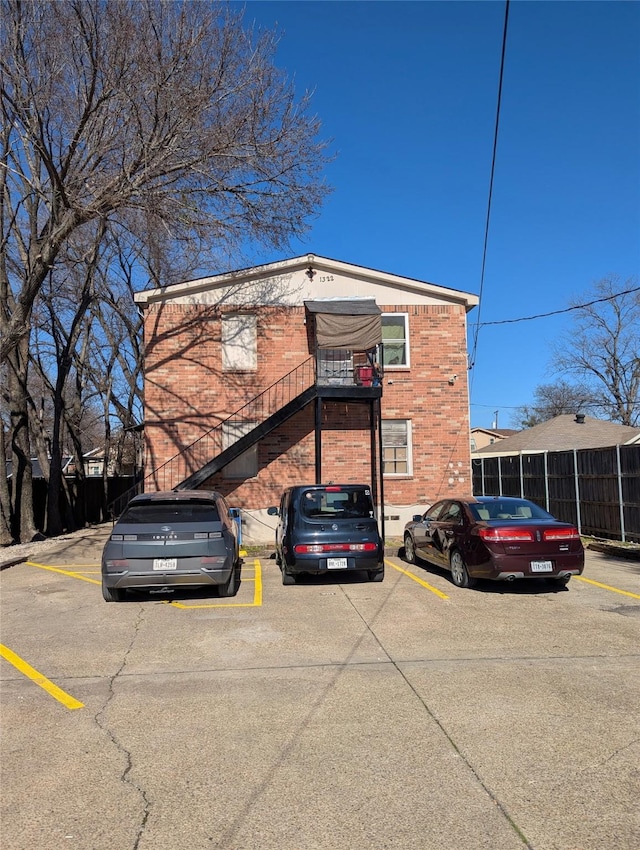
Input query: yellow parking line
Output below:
<box><xmin>26</xmin><ymin>559</ymin><xmax>264</xmax><ymax>607</ymax></box>
<box><xmin>576</xmin><ymin>575</ymin><xmax>640</xmax><ymax>599</ymax></box>
<box><xmin>0</xmin><ymin>644</ymin><xmax>84</xmax><ymax>710</ymax></box>
<box><xmin>385</xmin><ymin>559</ymin><xmax>449</xmax><ymax>599</ymax></box>
<box><xmin>169</xmin><ymin>559</ymin><xmax>263</xmax><ymax>608</ymax></box>
<box><xmin>26</xmin><ymin>562</ymin><xmax>100</xmax><ymax>586</ymax></box>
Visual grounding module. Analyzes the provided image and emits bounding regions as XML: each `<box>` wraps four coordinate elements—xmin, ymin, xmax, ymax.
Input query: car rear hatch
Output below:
<box><xmin>107</xmin><ymin>500</ymin><xmax>230</xmax><ymax>572</ymax></box>
<box><xmin>295</xmin><ymin>485</ymin><xmax>382</xmax><ymax>558</ymax></box>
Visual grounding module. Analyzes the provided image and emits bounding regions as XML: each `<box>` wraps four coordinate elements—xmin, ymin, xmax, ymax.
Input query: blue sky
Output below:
<box><xmin>239</xmin><ymin>0</ymin><xmax>640</xmax><ymax>428</ymax></box>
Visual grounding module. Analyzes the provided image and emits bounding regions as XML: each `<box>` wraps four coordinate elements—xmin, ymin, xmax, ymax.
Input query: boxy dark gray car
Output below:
<box><xmin>101</xmin><ymin>490</ymin><xmax>241</xmax><ymax>601</ymax></box>
<box><xmin>268</xmin><ymin>484</ymin><xmax>384</xmax><ymax>584</ymax></box>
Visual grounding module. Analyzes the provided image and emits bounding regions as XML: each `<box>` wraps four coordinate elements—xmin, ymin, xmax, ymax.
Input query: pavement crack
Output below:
<box><xmin>343</xmin><ymin>590</ymin><xmax>535</xmax><ymax>850</ymax></box>
<box><xmin>94</xmin><ymin>607</ymin><xmax>151</xmax><ymax>850</ymax></box>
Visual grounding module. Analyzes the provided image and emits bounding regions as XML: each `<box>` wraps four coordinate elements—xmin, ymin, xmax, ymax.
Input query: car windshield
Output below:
<box><xmin>119</xmin><ymin>502</ymin><xmax>220</xmax><ymax>524</ymax></box>
<box><xmin>470</xmin><ymin>500</ymin><xmax>553</xmax><ymax>521</ymax></box>
<box><xmin>301</xmin><ymin>487</ymin><xmax>373</xmax><ymax>519</ymax></box>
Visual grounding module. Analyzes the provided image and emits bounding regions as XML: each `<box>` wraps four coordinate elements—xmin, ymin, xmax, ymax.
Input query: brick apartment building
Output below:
<box><xmin>134</xmin><ymin>254</ymin><xmax>479</xmax><ymax>542</ymax></box>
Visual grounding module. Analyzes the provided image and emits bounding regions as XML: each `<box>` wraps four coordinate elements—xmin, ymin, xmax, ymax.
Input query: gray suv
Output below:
<box><xmin>268</xmin><ymin>484</ymin><xmax>384</xmax><ymax>585</ymax></box>
<box><xmin>101</xmin><ymin>490</ymin><xmax>240</xmax><ymax>601</ymax></box>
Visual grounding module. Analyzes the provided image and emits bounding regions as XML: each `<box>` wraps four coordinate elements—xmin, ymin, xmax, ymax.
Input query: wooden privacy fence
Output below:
<box><xmin>472</xmin><ymin>444</ymin><xmax>640</xmax><ymax>543</ymax></box>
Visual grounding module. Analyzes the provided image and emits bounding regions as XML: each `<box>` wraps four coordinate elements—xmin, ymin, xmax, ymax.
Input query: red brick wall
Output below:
<box><xmin>142</xmin><ymin>301</ymin><xmax>472</xmax><ymax>509</ymax></box>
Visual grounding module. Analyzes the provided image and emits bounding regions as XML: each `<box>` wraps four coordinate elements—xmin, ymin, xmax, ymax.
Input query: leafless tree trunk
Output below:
<box><xmin>1</xmin><ymin>0</ymin><xmax>330</xmax><ymax>540</ymax></box>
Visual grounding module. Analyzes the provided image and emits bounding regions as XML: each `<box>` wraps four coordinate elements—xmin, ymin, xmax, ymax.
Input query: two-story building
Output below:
<box><xmin>133</xmin><ymin>254</ymin><xmax>479</xmax><ymax>542</ymax></box>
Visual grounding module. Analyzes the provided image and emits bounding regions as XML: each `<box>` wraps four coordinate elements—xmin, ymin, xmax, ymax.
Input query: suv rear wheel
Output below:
<box><xmin>281</xmin><ymin>567</ymin><xmax>296</xmax><ymax>586</ymax></box>
<box><xmin>102</xmin><ymin>582</ymin><xmax>125</xmax><ymax>602</ymax></box>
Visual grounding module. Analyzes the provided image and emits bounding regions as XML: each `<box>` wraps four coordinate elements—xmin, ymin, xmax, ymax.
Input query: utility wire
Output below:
<box><xmin>469</xmin><ymin>0</ymin><xmax>510</xmax><ymax>372</ymax></box>
<box><xmin>471</xmin><ymin>285</ymin><xmax>640</xmax><ymax>328</ymax></box>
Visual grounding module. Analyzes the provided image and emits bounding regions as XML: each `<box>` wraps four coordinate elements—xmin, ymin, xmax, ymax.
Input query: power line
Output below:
<box><xmin>469</xmin><ymin>0</ymin><xmax>510</xmax><ymax>372</ymax></box>
<box><xmin>471</xmin><ymin>285</ymin><xmax>640</xmax><ymax>328</ymax></box>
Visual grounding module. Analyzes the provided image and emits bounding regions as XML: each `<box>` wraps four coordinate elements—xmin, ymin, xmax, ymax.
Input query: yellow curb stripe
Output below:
<box><xmin>0</xmin><ymin>644</ymin><xmax>84</xmax><ymax>710</ymax></box>
<box><xmin>169</xmin><ymin>559</ymin><xmax>262</xmax><ymax>609</ymax></box>
<box><xmin>576</xmin><ymin>575</ymin><xmax>640</xmax><ymax>599</ymax></box>
<box><xmin>253</xmin><ymin>558</ymin><xmax>262</xmax><ymax>606</ymax></box>
<box><xmin>26</xmin><ymin>562</ymin><xmax>101</xmax><ymax>586</ymax></box>
<box><xmin>385</xmin><ymin>559</ymin><xmax>450</xmax><ymax>599</ymax></box>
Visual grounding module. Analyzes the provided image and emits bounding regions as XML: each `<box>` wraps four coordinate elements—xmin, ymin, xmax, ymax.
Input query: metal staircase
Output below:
<box><xmin>109</xmin><ymin>357</ymin><xmax>317</xmax><ymax>516</ymax></box>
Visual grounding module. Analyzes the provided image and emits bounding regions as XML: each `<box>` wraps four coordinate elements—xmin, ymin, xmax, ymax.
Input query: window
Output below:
<box><xmin>382</xmin><ymin>419</ymin><xmax>412</xmax><ymax>475</ymax></box>
<box><xmin>223</xmin><ymin>420</ymin><xmax>258</xmax><ymax>479</ymax></box>
<box><xmin>381</xmin><ymin>313</ymin><xmax>409</xmax><ymax>367</ymax></box>
<box><xmin>441</xmin><ymin>502</ymin><xmax>463</xmax><ymax>525</ymax></box>
<box><xmin>425</xmin><ymin>501</ymin><xmax>447</xmax><ymax>522</ymax></box>
<box><xmin>222</xmin><ymin>313</ymin><xmax>257</xmax><ymax>371</ymax></box>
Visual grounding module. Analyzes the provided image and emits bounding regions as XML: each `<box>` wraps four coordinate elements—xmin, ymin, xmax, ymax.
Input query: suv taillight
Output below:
<box><xmin>294</xmin><ymin>542</ymin><xmax>378</xmax><ymax>554</ymax></box>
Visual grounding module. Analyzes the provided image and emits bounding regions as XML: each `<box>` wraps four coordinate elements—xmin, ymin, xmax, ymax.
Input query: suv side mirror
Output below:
<box><xmin>267</xmin><ymin>506</ymin><xmax>279</xmax><ymax>516</ymax></box>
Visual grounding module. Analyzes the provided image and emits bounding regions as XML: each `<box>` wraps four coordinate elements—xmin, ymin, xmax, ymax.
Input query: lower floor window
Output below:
<box><xmin>223</xmin><ymin>420</ymin><xmax>258</xmax><ymax>479</ymax></box>
<box><xmin>382</xmin><ymin>419</ymin><xmax>411</xmax><ymax>475</ymax></box>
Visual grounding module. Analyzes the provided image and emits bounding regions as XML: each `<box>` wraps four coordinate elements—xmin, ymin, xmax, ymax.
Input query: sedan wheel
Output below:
<box><xmin>404</xmin><ymin>534</ymin><xmax>416</xmax><ymax>564</ymax></box>
<box><xmin>449</xmin><ymin>550</ymin><xmax>476</xmax><ymax>589</ymax></box>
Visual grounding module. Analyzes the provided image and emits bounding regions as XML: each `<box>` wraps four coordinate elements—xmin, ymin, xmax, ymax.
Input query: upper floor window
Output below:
<box><xmin>222</xmin><ymin>313</ymin><xmax>257</xmax><ymax>371</ymax></box>
<box><xmin>381</xmin><ymin>313</ymin><xmax>409</xmax><ymax>367</ymax></box>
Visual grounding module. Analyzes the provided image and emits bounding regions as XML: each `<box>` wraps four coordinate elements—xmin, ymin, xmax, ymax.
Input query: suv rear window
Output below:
<box><xmin>120</xmin><ymin>502</ymin><xmax>220</xmax><ymax>524</ymax></box>
<box><xmin>301</xmin><ymin>487</ymin><xmax>373</xmax><ymax>520</ymax></box>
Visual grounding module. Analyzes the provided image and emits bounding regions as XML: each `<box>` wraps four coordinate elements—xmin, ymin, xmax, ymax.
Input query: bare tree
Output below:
<box><xmin>512</xmin><ymin>380</ymin><xmax>595</xmax><ymax>428</ymax></box>
<box><xmin>1</xmin><ymin>0</ymin><xmax>331</xmax><ymax>541</ymax></box>
<box><xmin>553</xmin><ymin>276</ymin><xmax>640</xmax><ymax>427</ymax></box>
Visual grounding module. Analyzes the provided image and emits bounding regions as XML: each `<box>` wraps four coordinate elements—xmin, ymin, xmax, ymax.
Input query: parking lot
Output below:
<box><xmin>1</xmin><ymin>525</ymin><xmax>639</xmax><ymax>850</ymax></box>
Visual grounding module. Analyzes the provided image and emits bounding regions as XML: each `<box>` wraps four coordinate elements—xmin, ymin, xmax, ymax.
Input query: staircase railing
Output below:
<box><xmin>109</xmin><ymin>357</ymin><xmax>317</xmax><ymax>516</ymax></box>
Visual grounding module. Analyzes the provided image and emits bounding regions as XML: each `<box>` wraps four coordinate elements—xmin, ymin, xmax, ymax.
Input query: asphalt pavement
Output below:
<box><xmin>1</xmin><ymin>526</ymin><xmax>639</xmax><ymax>850</ymax></box>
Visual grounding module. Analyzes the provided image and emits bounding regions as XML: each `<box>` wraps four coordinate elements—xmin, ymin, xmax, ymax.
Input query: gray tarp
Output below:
<box><xmin>304</xmin><ymin>299</ymin><xmax>382</xmax><ymax>350</ymax></box>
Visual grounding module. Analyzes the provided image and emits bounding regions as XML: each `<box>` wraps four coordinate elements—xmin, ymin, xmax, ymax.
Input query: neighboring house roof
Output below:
<box><xmin>473</xmin><ymin>414</ymin><xmax>640</xmax><ymax>455</ymax></box>
<box><xmin>471</xmin><ymin>427</ymin><xmax>518</xmax><ymax>439</ymax></box>
<box><xmin>6</xmin><ymin>456</ymin><xmax>73</xmax><ymax>478</ymax></box>
<box><xmin>133</xmin><ymin>254</ymin><xmax>480</xmax><ymax>312</ymax></box>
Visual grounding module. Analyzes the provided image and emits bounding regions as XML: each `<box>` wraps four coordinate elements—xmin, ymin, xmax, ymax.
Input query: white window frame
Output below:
<box><xmin>222</xmin><ymin>313</ymin><xmax>257</xmax><ymax>372</ymax></box>
<box><xmin>380</xmin><ymin>312</ymin><xmax>410</xmax><ymax>369</ymax></box>
<box><xmin>223</xmin><ymin>420</ymin><xmax>258</xmax><ymax>480</ymax></box>
<box><xmin>381</xmin><ymin>419</ymin><xmax>413</xmax><ymax>476</ymax></box>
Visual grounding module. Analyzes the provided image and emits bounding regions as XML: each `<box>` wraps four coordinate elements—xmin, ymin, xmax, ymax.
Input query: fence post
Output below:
<box><xmin>544</xmin><ymin>452</ymin><xmax>550</xmax><ymax>511</ymax></box>
<box><xmin>616</xmin><ymin>444</ymin><xmax>626</xmax><ymax>543</ymax></box>
<box><xmin>520</xmin><ymin>452</ymin><xmax>524</xmax><ymax>498</ymax></box>
<box><xmin>498</xmin><ymin>456</ymin><xmax>503</xmax><ymax>495</ymax></box>
<box><xmin>573</xmin><ymin>449</ymin><xmax>582</xmax><ymax>535</ymax></box>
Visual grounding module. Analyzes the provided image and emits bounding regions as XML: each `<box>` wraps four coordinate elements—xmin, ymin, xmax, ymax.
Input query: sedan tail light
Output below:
<box><xmin>294</xmin><ymin>542</ymin><xmax>379</xmax><ymax>554</ymax></box>
<box><xmin>543</xmin><ymin>527</ymin><xmax>580</xmax><ymax>541</ymax></box>
<box><xmin>479</xmin><ymin>527</ymin><xmax>535</xmax><ymax>542</ymax></box>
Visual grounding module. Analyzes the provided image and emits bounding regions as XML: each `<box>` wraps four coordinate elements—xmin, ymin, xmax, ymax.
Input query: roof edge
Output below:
<box><xmin>134</xmin><ymin>254</ymin><xmax>479</xmax><ymax>311</ymax></box>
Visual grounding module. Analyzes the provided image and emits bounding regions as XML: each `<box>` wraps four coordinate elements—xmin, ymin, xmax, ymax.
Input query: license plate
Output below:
<box><xmin>327</xmin><ymin>557</ymin><xmax>348</xmax><ymax>570</ymax></box>
<box><xmin>530</xmin><ymin>560</ymin><xmax>553</xmax><ymax>573</ymax></box>
<box><xmin>153</xmin><ymin>558</ymin><xmax>177</xmax><ymax>571</ymax></box>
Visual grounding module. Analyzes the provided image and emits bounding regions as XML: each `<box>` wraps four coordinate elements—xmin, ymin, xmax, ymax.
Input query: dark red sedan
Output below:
<box><xmin>403</xmin><ymin>496</ymin><xmax>584</xmax><ymax>588</ymax></box>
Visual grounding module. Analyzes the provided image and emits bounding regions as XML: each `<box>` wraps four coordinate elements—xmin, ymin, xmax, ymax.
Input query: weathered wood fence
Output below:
<box><xmin>472</xmin><ymin>445</ymin><xmax>640</xmax><ymax>543</ymax></box>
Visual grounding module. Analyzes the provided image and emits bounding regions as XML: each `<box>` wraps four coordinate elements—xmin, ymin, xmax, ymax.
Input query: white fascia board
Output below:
<box><xmin>472</xmin><ymin>449</ymin><xmax>549</xmax><ymax>458</ymax></box>
<box><xmin>134</xmin><ymin>255</ymin><xmax>479</xmax><ymax>312</ymax></box>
